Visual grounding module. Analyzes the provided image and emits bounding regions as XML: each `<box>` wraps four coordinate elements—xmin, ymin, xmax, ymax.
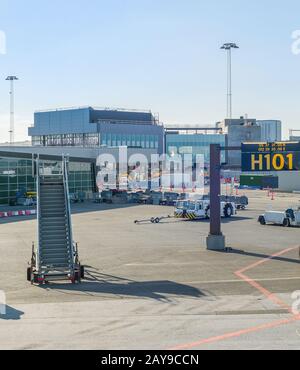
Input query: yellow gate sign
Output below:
<box><xmin>241</xmin><ymin>142</ymin><xmax>300</xmax><ymax>172</ymax></box>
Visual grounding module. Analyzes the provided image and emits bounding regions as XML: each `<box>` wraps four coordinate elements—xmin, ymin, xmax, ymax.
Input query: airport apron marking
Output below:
<box><xmin>170</xmin><ymin>246</ymin><xmax>300</xmax><ymax>350</ymax></box>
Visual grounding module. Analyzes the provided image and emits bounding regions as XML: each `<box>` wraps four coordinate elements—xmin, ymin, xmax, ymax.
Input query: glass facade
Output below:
<box><xmin>0</xmin><ymin>158</ymin><xmax>35</xmax><ymax>205</ymax></box>
<box><xmin>68</xmin><ymin>162</ymin><xmax>94</xmax><ymax>194</ymax></box>
<box><xmin>32</xmin><ymin>133</ymin><xmax>100</xmax><ymax>147</ymax></box>
<box><xmin>166</xmin><ymin>134</ymin><xmax>227</xmax><ymax>164</ymax></box>
<box><xmin>0</xmin><ymin>157</ymin><xmax>94</xmax><ymax>205</ymax></box>
<box><xmin>101</xmin><ymin>133</ymin><xmax>159</xmax><ymax>149</ymax></box>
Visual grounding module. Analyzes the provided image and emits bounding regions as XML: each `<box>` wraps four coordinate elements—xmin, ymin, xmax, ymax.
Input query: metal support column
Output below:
<box><xmin>207</xmin><ymin>144</ymin><xmax>226</xmax><ymax>251</ymax></box>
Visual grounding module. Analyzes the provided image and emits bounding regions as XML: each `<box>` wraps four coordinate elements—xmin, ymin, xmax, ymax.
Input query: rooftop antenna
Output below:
<box><xmin>6</xmin><ymin>76</ymin><xmax>19</xmax><ymax>145</ymax></box>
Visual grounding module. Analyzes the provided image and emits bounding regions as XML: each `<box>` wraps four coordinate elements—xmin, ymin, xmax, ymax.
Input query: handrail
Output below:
<box><xmin>62</xmin><ymin>155</ymin><xmax>75</xmax><ymax>272</ymax></box>
<box><xmin>35</xmin><ymin>154</ymin><xmax>41</xmax><ymax>274</ymax></box>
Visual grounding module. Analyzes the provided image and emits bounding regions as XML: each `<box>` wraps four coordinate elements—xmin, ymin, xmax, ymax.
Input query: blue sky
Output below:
<box><xmin>0</xmin><ymin>0</ymin><xmax>300</xmax><ymax>141</ymax></box>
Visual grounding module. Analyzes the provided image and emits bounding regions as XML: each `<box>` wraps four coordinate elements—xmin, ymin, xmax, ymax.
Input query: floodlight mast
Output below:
<box><xmin>220</xmin><ymin>43</ymin><xmax>239</xmax><ymax>120</ymax></box>
<box><xmin>6</xmin><ymin>76</ymin><xmax>19</xmax><ymax>145</ymax></box>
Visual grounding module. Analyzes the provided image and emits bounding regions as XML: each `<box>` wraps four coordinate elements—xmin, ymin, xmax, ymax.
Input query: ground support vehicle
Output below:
<box><xmin>174</xmin><ymin>199</ymin><xmax>236</xmax><ymax>220</ymax></box>
<box><xmin>258</xmin><ymin>208</ymin><xmax>300</xmax><ymax>227</ymax></box>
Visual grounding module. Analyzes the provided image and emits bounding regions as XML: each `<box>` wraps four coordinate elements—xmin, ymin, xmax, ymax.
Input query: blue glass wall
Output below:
<box><xmin>166</xmin><ymin>134</ymin><xmax>226</xmax><ymax>164</ymax></box>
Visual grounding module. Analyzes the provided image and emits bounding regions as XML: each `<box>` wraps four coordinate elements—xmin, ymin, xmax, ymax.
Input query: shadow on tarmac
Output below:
<box><xmin>0</xmin><ymin>306</ymin><xmax>24</xmax><ymax>321</ymax></box>
<box><xmin>219</xmin><ymin>248</ymin><xmax>300</xmax><ymax>266</ymax></box>
<box><xmin>221</xmin><ymin>216</ymin><xmax>252</xmax><ymax>223</ymax></box>
<box><xmin>39</xmin><ymin>268</ymin><xmax>205</xmax><ymax>302</ymax></box>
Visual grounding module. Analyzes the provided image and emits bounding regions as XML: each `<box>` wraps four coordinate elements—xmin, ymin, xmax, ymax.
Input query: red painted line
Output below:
<box><xmin>235</xmin><ymin>271</ymin><xmax>293</xmax><ymax>313</ymax></box>
<box><xmin>170</xmin><ymin>314</ymin><xmax>300</xmax><ymax>350</ymax></box>
<box><xmin>235</xmin><ymin>246</ymin><xmax>299</xmax><ymax>314</ymax></box>
<box><xmin>170</xmin><ymin>246</ymin><xmax>300</xmax><ymax>350</ymax></box>
<box><xmin>236</xmin><ymin>247</ymin><xmax>298</xmax><ymax>274</ymax></box>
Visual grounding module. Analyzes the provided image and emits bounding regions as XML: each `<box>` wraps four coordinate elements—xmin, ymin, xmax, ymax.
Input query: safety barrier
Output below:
<box><xmin>0</xmin><ymin>209</ymin><xmax>37</xmax><ymax>218</ymax></box>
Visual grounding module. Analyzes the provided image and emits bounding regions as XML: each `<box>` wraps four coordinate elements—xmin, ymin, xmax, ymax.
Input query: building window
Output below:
<box><xmin>179</xmin><ymin>146</ymin><xmax>193</xmax><ymax>155</ymax></box>
<box><xmin>112</xmin><ymin>134</ymin><xmax>116</xmax><ymax>147</ymax></box>
<box><xmin>136</xmin><ymin>135</ymin><xmax>141</xmax><ymax>147</ymax></box>
<box><xmin>145</xmin><ymin>136</ymin><xmax>150</xmax><ymax>149</ymax></box>
<box><xmin>107</xmin><ymin>134</ymin><xmax>112</xmax><ymax>146</ymax></box>
<box><xmin>131</xmin><ymin>135</ymin><xmax>136</xmax><ymax>147</ymax></box>
<box><xmin>117</xmin><ymin>134</ymin><xmax>121</xmax><ymax>146</ymax></box>
<box><xmin>150</xmin><ymin>135</ymin><xmax>154</xmax><ymax>149</ymax></box>
<box><xmin>84</xmin><ymin>134</ymin><xmax>99</xmax><ymax>147</ymax></box>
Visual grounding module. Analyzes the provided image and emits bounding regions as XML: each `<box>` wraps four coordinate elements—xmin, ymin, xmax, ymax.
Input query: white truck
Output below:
<box><xmin>174</xmin><ymin>199</ymin><xmax>236</xmax><ymax>220</ymax></box>
<box><xmin>258</xmin><ymin>208</ymin><xmax>300</xmax><ymax>227</ymax></box>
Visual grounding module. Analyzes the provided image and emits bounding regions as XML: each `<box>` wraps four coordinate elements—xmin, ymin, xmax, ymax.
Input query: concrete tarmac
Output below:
<box><xmin>0</xmin><ymin>190</ymin><xmax>300</xmax><ymax>349</ymax></box>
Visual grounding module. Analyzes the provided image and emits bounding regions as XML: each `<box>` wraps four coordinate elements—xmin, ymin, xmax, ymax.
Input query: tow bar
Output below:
<box><xmin>134</xmin><ymin>216</ymin><xmax>172</xmax><ymax>224</ymax></box>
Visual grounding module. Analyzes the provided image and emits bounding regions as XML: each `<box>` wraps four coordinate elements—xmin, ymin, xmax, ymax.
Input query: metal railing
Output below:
<box><xmin>35</xmin><ymin>106</ymin><xmax>153</xmax><ymax>114</ymax></box>
<box><xmin>62</xmin><ymin>155</ymin><xmax>75</xmax><ymax>272</ymax></box>
<box><xmin>97</xmin><ymin>119</ymin><xmax>159</xmax><ymax>126</ymax></box>
<box><xmin>35</xmin><ymin>155</ymin><xmax>41</xmax><ymax>273</ymax></box>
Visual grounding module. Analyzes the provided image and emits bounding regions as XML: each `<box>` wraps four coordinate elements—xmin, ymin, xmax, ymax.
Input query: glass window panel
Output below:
<box><xmin>145</xmin><ymin>136</ymin><xmax>150</xmax><ymax>148</ymax></box>
<box><xmin>150</xmin><ymin>135</ymin><xmax>155</xmax><ymax>149</ymax></box>
<box><xmin>136</xmin><ymin>135</ymin><xmax>141</xmax><ymax>147</ymax></box>
<box><xmin>0</xmin><ymin>161</ymin><xmax>9</xmax><ymax>169</ymax></box>
<box><xmin>131</xmin><ymin>135</ymin><xmax>136</xmax><ymax>147</ymax></box>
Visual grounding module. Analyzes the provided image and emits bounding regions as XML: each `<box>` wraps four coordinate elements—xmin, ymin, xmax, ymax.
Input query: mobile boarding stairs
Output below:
<box><xmin>27</xmin><ymin>156</ymin><xmax>84</xmax><ymax>284</ymax></box>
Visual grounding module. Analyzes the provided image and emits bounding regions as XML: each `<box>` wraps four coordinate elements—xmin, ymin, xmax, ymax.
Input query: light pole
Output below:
<box><xmin>6</xmin><ymin>76</ymin><xmax>19</xmax><ymax>145</ymax></box>
<box><xmin>221</xmin><ymin>43</ymin><xmax>239</xmax><ymax>120</ymax></box>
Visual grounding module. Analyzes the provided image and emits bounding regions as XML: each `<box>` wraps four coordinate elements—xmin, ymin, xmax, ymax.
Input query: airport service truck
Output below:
<box><xmin>258</xmin><ymin>208</ymin><xmax>300</xmax><ymax>227</ymax></box>
<box><xmin>174</xmin><ymin>199</ymin><xmax>236</xmax><ymax>220</ymax></box>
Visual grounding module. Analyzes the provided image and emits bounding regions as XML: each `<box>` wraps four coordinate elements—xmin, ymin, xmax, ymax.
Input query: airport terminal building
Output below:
<box><xmin>28</xmin><ymin>107</ymin><xmax>164</xmax><ymax>154</ymax></box>
<box><xmin>0</xmin><ymin>146</ymin><xmax>157</xmax><ymax>205</ymax></box>
<box><xmin>0</xmin><ymin>107</ymin><xmax>292</xmax><ymax>205</ymax></box>
<box><xmin>0</xmin><ymin>107</ymin><xmax>164</xmax><ymax>205</ymax></box>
